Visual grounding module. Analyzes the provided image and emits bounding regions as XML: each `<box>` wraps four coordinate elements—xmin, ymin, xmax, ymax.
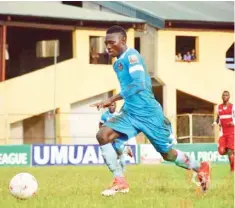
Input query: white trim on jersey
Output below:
<box><xmin>100</xmin><ymin>120</ymin><xmax>105</xmax><ymax>124</ymax></box>
<box><xmin>217</xmin><ymin>104</ymin><xmax>235</xmax><ymax>123</ymax></box>
<box><xmin>119</xmin><ymin>48</ymin><xmax>130</xmax><ymax>60</ymax></box>
<box><xmin>220</xmin><ymin>115</ymin><xmax>233</xmax><ymax>119</ymax></box>
<box><xmin>232</xmin><ymin>104</ymin><xmax>235</xmax><ymax>124</ymax></box>
<box><xmin>129</xmin><ymin>64</ymin><xmax>144</xmax><ymax>73</ymax></box>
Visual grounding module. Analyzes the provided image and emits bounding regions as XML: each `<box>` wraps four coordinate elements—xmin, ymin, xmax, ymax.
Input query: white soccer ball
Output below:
<box><xmin>9</xmin><ymin>173</ymin><xmax>38</xmax><ymax>199</ymax></box>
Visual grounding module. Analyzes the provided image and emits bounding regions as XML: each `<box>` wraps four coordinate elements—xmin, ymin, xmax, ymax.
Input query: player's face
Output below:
<box><xmin>105</xmin><ymin>33</ymin><xmax>126</xmax><ymax>57</ymax></box>
<box><xmin>222</xmin><ymin>92</ymin><xmax>230</xmax><ymax>102</ymax></box>
<box><xmin>108</xmin><ymin>103</ymin><xmax>116</xmax><ymax>113</ymax></box>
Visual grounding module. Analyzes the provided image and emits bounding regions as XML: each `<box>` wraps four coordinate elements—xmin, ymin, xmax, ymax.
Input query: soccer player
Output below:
<box><xmin>99</xmin><ymin>102</ymin><xmax>133</xmax><ymax>172</ymax></box>
<box><xmin>212</xmin><ymin>91</ymin><xmax>234</xmax><ymax>172</ymax></box>
<box><xmin>91</xmin><ymin>25</ymin><xmax>210</xmax><ymax>196</ymax></box>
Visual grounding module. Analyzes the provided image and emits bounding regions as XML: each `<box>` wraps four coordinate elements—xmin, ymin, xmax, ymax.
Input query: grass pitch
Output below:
<box><xmin>0</xmin><ymin>165</ymin><xmax>233</xmax><ymax>208</ymax></box>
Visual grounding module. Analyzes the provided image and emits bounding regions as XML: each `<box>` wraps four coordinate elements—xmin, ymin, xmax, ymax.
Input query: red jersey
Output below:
<box><xmin>218</xmin><ymin>103</ymin><xmax>234</xmax><ymax>135</ymax></box>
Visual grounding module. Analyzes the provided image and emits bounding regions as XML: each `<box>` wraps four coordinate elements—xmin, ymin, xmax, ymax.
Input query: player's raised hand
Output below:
<box><xmin>90</xmin><ymin>99</ymin><xmax>113</xmax><ymax>110</ymax></box>
<box><xmin>90</xmin><ymin>101</ymin><xmax>104</xmax><ymax>110</ymax></box>
<box><xmin>211</xmin><ymin>122</ymin><xmax>217</xmax><ymax>127</ymax></box>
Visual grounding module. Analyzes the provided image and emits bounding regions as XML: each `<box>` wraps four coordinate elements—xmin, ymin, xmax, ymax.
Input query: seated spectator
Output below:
<box><xmin>191</xmin><ymin>49</ymin><xmax>196</xmax><ymax>61</ymax></box>
<box><xmin>183</xmin><ymin>51</ymin><xmax>191</xmax><ymax>62</ymax></box>
<box><xmin>99</xmin><ymin>49</ymin><xmax>112</xmax><ymax>64</ymax></box>
<box><xmin>175</xmin><ymin>53</ymin><xmax>182</xmax><ymax>61</ymax></box>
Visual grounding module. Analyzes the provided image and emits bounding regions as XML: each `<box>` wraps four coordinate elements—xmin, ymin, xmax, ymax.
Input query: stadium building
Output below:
<box><xmin>0</xmin><ymin>1</ymin><xmax>234</xmax><ymax>145</ymax></box>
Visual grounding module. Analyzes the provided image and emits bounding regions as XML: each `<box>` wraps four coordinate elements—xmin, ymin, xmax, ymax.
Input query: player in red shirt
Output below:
<box><xmin>213</xmin><ymin>91</ymin><xmax>234</xmax><ymax>172</ymax></box>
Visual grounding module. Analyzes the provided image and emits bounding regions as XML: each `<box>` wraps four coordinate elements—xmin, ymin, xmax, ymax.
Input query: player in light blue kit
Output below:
<box><xmin>99</xmin><ymin>102</ymin><xmax>133</xmax><ymax>172</ymax></box>
<box><xmin>91</xmin><ymin>26</ymin><xmax>210</xmax><ymax>196</ymax></box>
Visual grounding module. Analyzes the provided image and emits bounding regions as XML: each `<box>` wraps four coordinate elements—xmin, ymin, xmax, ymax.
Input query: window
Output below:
<box><xmin>226</xmin><ymin>43</ymin><xmax>234</xmax><ymax>71</ymax></box>
<box><xmin>175</xmin><ymin>36</ymin><xmax>198</xmax><ymax>62</ymax></box>
<box><xmin>89</xmin><ymin>36</ymin><xmax>112</xmax><ymax>65</ymax></box>
<box><xmin>36</xmin><ymin>40</ymin><xmax>59</xmax><ymax>58</ymax></box>
<box><xmin>62</xmin><ymin>1</ymin><xmax>82</xmax><ymax>7</ymax></box>
<box><xmin>134</xmin><ymin>37</ymin><xmax>141</xmax><ymax>53</ymax></box>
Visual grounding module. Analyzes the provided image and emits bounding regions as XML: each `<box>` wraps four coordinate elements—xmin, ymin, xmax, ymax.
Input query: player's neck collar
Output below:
<box><xmin>118</xmin><ymin>48</ymin><xmax>130</xmax><ymax>60</ymax></box>
<box><xmin>108</xmin><ymin>111</ymin><xmax>115</xmax><ymax>115</ymax></box>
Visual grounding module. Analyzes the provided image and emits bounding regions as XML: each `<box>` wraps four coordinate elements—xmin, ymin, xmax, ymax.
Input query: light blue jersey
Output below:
<box><xmin>104</xmin><ymin>48</ymin><xmax>175</xmax><ymax>153</ymax></box>
<box><xmin>113</xmin><ymin>48</ymin><xmax>161</xmax><ymax>117</ymax></box>
<box><xmin>100</xmin><ymin>111</ymin><xmax>119</xmax><ymax>124</ymax></box>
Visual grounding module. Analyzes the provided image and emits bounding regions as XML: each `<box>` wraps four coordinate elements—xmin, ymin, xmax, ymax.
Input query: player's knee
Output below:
<box><xmin>96</xmin><ymin>129</ymin><xmax>109</xmax><ymax>145</ymax></box>
<box><xmin>161</xmin><ymin>153</ymin><xmax>169</xmax><ymax>161</ymax></box>
<box><xmin>227</xmin><ymin>149</ymin><xmax>234</xmax><ymax>156</ymax></box>
<box><xmin>96</xmin><ymin>127</ymin><xmax>116</xmax><ymax>145</ymax></box>
<box><xmin>161</xmin><ymin>149</ymin><xmax>177</xmax><ymax>161</ymax></box>
<box><xmin>218</xmin><ymin>147</ymin><xmax>227</xmax><ymax>155</ymax></box>
<box><xmin>229</xmin><ymin>153</ymin><xmax>234</xmax><ymax>159</ymax></box>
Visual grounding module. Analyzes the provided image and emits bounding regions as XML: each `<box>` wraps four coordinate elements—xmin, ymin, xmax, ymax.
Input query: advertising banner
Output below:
<box><xmin>32</xmin><ymin>144</ymin><xmax>137</xmax><ymax>166</ymax></box>
<box><xmin>140</xmin><ymin>144</ymin><xmax>229</xmax><ymax>164</ymax></box>
<box><xmin>171</xmin><ymin>143</ymin><xmax>229</xmax><ymax>164</ymax></box>
<box><xmin>0</xmin><ymin>145</ymin><xmax>31</xmax><ymax>166</ymax></box>
<box><xmin>140</xmin><ymin>144</ymin><xmax>163</xmax><ymax>164</ymax></box>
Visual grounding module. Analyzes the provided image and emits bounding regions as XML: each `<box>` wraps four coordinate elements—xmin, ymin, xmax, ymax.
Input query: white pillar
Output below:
<box><xmin>56</xmin><ymin>104</ymin><xmax>71</xmax><ymax>144</ymax></box>
<box><xmin>163</xmin><ymin>85</ymin><xmax>177</xmax><ymax>137</ymax></box>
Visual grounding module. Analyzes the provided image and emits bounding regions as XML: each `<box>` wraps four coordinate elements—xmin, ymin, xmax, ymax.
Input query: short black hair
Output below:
<box><xmin>106</xmin><ymin>25</ymin><xmax>127</xmax><ymax>39</ymax></box>
<box><xmin>223</xmin><ymin>90</ymin><xmax>230</xmax><ymax>95</ymax></box>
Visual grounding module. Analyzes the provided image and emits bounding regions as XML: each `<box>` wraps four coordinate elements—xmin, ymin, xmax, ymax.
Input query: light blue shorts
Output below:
<box><xmin>112</xmin><ymin>138</ymin><xmax>127</xmax><ymax>155</ymax></box>
<box><xmin>104</xmin><ymin>109</ymin><xmax>174</xmax><ymax>153</ymax></box>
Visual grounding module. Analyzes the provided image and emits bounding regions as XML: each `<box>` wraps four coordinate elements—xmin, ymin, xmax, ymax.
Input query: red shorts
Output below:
<box><xmin>218</xmin><ymin>134</ymin><xmax>234</xmax><ymax>151</ymax></box>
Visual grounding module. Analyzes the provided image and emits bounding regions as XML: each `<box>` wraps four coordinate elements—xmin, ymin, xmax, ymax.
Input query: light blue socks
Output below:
<box><xmin>175</xmin><ymin>150</ymin><xmax>200</xmax><ymax>172</ymax></box>
<box><xmin>100</xmin><ymin>143</ymin><xmax>124</xmax><ymax>177</ymax></box>
<box><xmin>118</xmin><ymin>154</ymin><xmax>126</xmax><ymax>172</ymax></box>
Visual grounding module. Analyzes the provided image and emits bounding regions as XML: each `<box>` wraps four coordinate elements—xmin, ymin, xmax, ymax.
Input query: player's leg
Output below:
<box><xmin>97</xmin><ymin>127</ymin><xmax>124</xmax><ymax>177</ymax></box>
<box><xmin>98</xmin><ymin>113</ymin><xmax>138</xmax><ymax>196</ymax></box>
<box><xmin>161</xmin><ymin>148</ymin><xmax>211</xmax><ymax>192</ymax></box>
<box><xmin>226</xmin><ymin>134</ymin><xmax>234</xmax><ymax>172</ymax></box>
<box><xmin>97</xmin><ymin>127</ymin><xmax>129</xmax><ymax>196</ymax></box>
<box><xmin>125</xmin><ymin>139</ymin><xmax>134</xmax><ymax>158</ymax></box>
<box><xmin>218</xmin><ymin>135</ymin><xmax>234</xmax><ymax>172</ymax></box>
<box><xmin>136</xmin><ymin>113</ymin><xmax>211</xmax><ymax>192</ymax></box>
<box><xmin>218</xmin><ymin>136</ymin><xmax>227</xmax><ymax>155</ymax></box>
<box><xmin>227</xmin><ymin>149</ymin><xmax>234</xmax><ymax>172</ymax></box>
<box><xmin>112</xmin><ymin>138</ymin><xmax>127</xmax><ymax>172</ymax></box>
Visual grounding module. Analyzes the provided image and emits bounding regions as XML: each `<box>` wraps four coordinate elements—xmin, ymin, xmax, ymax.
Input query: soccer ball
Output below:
<box><xmin>9</xmin><ymin>173</ymin><xmax>38</xmax><ymax>199</ymax></box>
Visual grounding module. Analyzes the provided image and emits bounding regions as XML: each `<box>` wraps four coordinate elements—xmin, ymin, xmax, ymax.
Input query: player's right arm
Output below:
<box><xmin>90</xmin><ymin>52</ymin><xmax>146</xmax><ymax>109</ymax></box>
<box><xmin>212</xmin><ymin>105</ymin><xmax>220</xmax><ymax>127</ymax></box>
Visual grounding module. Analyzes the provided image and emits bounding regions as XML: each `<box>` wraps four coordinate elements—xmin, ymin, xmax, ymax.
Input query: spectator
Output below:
<box><xmin>175</xmin><ymin>52</ymin><xmax>182</xmax><ymax>61</ymax></box>
<box><xmin>5</xmin><ymin>44</ymin><xmax>10</xmax><ymax>79</ymax></box>
<box><xmin>191</xmin><ymin>49</ymin><xmax>196</xmax><ymax>61</ymax></box>
<box><xmin>90</xmin><ymin>47</ymin><xmax>100</xmax><ymax>64</ymax></box>
<box><xmin>183</xmin><ymin>51</ymin><xmax>191</xmax><ymax>62</ymax></box>
<box><xmin>5</xmin><ymin>44</ymin><xmax>9</xmax><ymax>60</ymax></box>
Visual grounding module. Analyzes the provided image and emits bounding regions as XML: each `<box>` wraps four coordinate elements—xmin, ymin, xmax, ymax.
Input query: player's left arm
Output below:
<box><xmin>233</xmin><ymin>104</ymin><xmax>235</xmax><ymax>125</ymax></box>
<box><xmin>227</xmin><ymin>104</ymin><xmax>235</xmax><ymax>126</ymax></box>
<box><xmin>228</xmin><ymin>104</ymin><xmax>235</xmax><ymax>126</ymax></box>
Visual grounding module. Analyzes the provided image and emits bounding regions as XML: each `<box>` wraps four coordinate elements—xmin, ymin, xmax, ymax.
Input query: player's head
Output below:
<box><xmin>222</xmin><ymin>90</ymin><xmax>230</xmax><ymax>102</ymax></box>
<box><xmin>105</xmin><ymin>25</ymin><xmax>127</xmax><ymax>57</ymax></box>
<box><xmin>108</xmin><ymin>102</ymin><xmax>116</xmax><ymax>113</ymax></box>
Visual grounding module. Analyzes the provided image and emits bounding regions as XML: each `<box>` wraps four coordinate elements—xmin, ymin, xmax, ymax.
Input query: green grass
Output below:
<box><xmin>0</xmin><ymin>165</ymin><xmax>233</xmax><ymax>208</ymax></box>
